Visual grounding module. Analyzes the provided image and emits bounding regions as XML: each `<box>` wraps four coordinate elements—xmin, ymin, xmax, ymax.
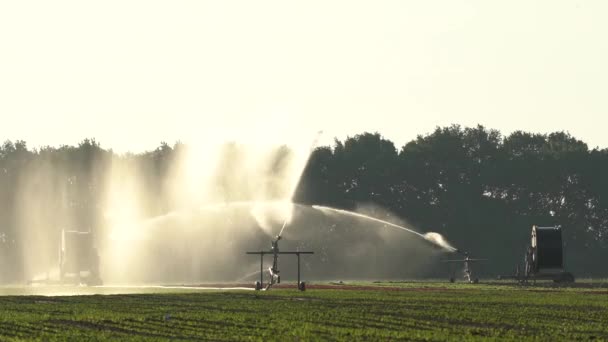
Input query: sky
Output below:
<box><xmin>1</xmin><ymin>1</ymin><xmax>607</xmax><ymax>152</ymax></box>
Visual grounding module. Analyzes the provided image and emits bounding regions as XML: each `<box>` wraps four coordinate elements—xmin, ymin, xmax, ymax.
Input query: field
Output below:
<box><xmin>1</xmin><ymin>282</ymin><xmax>607</xmax><ymax>341</ymax></box>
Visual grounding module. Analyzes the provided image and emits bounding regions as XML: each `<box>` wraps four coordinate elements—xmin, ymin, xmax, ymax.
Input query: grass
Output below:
<box><xmin>0</xmin><ymin>282</ymin><xmax>607</xmax><ymax>341</ymax></box>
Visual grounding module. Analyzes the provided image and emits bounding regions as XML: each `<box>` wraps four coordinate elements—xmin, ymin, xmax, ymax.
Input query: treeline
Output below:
<box><xmin>294</xmin><ymin>125</ymin><xmax>608</xmax><ymax>275</ymax></box>
<box><xmin>1</xmin><ymin>125</ymin><xmax>607</xmax><ymax>280</ymax></box>
<box><xmin>0</xmin><ymin>139</ymin><xmax>173</xmax><ymax>282</ymax></box>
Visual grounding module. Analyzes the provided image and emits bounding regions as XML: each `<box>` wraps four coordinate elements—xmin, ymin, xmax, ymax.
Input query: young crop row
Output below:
<box><xmin>0</xmin><ymin>287</ymin><xmax>606</xmax><ymax>341</ymax></box>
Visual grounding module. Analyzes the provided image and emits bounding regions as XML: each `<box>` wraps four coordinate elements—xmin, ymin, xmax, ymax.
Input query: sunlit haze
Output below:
<box><xmin>1</xmin><ymin>0</ymin><xmax>607</xmax><ymax>152</ymax></box>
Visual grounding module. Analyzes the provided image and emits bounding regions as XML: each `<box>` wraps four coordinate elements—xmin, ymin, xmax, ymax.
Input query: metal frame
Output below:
<box><xmin>246</xmin><ymin>236</ymin><xmax>313</xmax><ymax>291</ymax></box>
<box><xmin>246</xmin><ymin>251</ymin><xmax>314</xmax><ymax>289</ymax></box>
<box><xmin>443</xmin><ymin>251</ymin><xmax>487</xmax><ymax>283</ymax></box>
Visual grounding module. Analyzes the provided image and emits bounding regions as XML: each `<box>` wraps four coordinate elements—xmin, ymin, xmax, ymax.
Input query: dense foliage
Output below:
<box><xmin>295</xmin><ymin>125</ymin><xmax>608</xmax><ymax>275</ymax></box>
<box><xmin>1</xmin><ymin>125</ymin><xmax>607</xmax><ymax>281</ymax></box>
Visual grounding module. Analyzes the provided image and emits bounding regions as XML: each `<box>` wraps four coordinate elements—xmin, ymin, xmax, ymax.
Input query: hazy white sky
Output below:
<box><xmin>1</xmin><ymin>1</ymin><xmax>607</xmax><ymax>152</ymax></box>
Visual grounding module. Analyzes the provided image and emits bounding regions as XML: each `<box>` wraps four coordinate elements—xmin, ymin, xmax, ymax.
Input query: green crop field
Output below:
<box><xmin>0</xmin><ymin>282</ymin><xmax>607</xmax><ymax>341</ymax></box>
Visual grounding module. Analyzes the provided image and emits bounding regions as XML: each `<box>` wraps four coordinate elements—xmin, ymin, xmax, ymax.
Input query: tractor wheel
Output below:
<box><xmin>298</xmin><ymin>282</ymin><xmax>306</xmax><ymax>291</ymax></box>
<box><xmin>449</xmin><ymin>277</ymin><xmax>455</xmax><ymax>283</ymax></box>
<box><xmin>254</xmin><ymin>281</ymin><xmax>262</xmax><ymax>291</ymax></box>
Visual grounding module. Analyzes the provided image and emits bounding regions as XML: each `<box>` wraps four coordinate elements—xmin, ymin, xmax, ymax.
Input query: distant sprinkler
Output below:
<box><xmin>442</xmin><ymin>251</ymin><xmax>488</xmax><ymax>284</ymax></box>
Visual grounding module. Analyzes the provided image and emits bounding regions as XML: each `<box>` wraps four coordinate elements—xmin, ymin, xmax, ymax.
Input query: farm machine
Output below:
<box><xmin>59</xmin><ymin>229</ymin><xmax>103</xmax><ymax>286</ymax></box>
<box><xmin>499</xmin><ymin>225</ymin><xmax>575</xmax><ymax>284</ymax></box>
<box><xmin>443</xmin><ymin>251</ymin><xmax>487</xmax><ymax>284</ymax></box>
<box><xmin>246</xmin><ymin>235</ymin><xmax>313</xmax><ymax>291</ymax></box>
<box><xmin>28</xmin><ymin>228</ymin><xmax>102</xmax><ymax>286</ymax></box>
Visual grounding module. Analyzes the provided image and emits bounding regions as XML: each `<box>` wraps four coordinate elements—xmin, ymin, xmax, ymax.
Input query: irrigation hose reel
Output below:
<box><xmin>522</xmin><ymin>226</ymin><xmax>574</xmax><ymax>283</ymax></box>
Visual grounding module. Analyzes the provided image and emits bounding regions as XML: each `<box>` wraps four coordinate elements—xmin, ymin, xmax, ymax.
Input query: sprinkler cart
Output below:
<box><xmin>499</xmin><ymin>225</ymin><xmax>575</xmax><ymax>284</ymax></box>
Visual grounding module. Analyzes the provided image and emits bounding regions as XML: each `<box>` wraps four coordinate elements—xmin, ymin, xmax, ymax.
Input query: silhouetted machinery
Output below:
<box><xmin>499</xmin><ymin>226</ymin><xmax>574</xmax><ymax>283</ymax></box>
<box><xmin>246</xmin><ymin>235</ymin><xmax>313</xmax><ymax>291</ymax></box>
<box><xmin>443</xmin><ymin>251</ymin><xmax>487</xmax><ymax>284</ymax></box>
<box><xmin>59</xmin><ymin>229</ymin><xmax>102</xmax><ymax>286</ymax></box>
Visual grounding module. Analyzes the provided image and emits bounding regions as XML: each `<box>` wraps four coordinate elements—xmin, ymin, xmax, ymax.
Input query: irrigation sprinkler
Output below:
<box><xmin>442</xmin><ymin>251</ymin><xmax>488</xmax><ymax>284</ymax></box>
<box><xmin>246</xmin><ymin>235</ymin><xmax>313</xmax><ymax>291</ymax></box>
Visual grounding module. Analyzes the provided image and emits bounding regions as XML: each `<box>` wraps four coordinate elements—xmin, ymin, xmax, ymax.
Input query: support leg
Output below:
<box><xmin>260</xmin><ymin>254</ymin><xmax>263</xmax><ymax>288</ymax></box>
<box><xmin>297</xmin><ymin>253</ymin><xmax>301</xmax><ymax>285</ymax></box>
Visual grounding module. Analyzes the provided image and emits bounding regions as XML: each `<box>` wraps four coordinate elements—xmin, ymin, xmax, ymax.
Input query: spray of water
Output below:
<box><xmin>423</xmin><ymin>232</ymin><xmax>457</xmax><ymax>252</ymax></box>
<box><xmin>278</xmin><ymin>219</ymin><xmax>289</xmax><ymax>238</ymax></box>
<box><xmin>312</xmin><ymin>205</ymin><xmax>457</xmax><ymax>252</ymax></box>
<box><xmin>235</xmin><ymin>270</ymin><xmax>262</xmax><ymax>282</ymax></box>
<box><xmin>108</xmin><ymin>200</ymin><xmax>309</xmax><ymax>241</ymax></box>
<box><xmin>278</xmin><ymin>130</ymin><xmax>323</xmax><ymax>238</ymax></box>
<box><xmin>4</xmin><ymin>126</ymin><xmax>322</xmax><ymax>286</ymax></box>
<box><xmin>6</xmin><ymin>126</ymin><xmax>460</xmax><ymax>287</ymax></box>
